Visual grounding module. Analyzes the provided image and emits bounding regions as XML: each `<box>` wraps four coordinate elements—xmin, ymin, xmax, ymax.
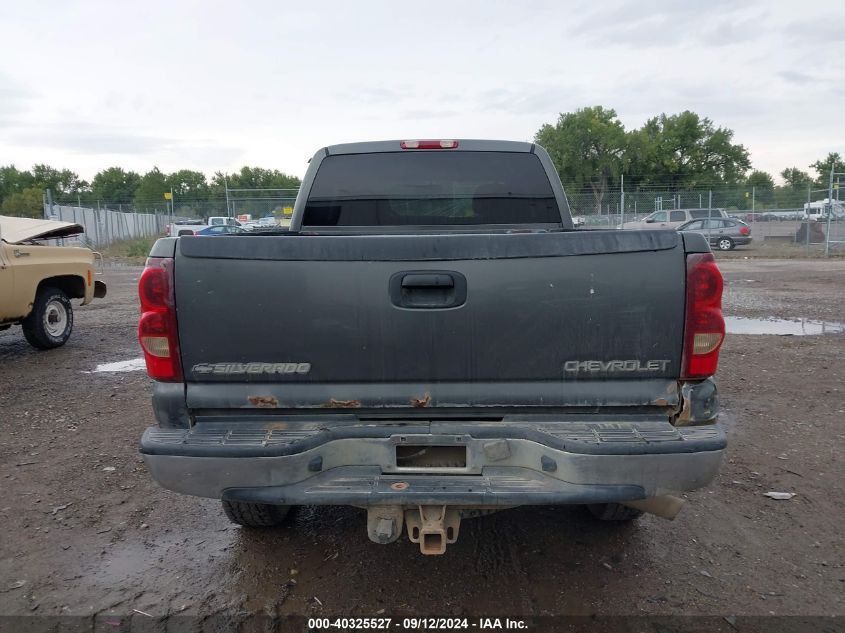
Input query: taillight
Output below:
<box><xmin>681</xmin><ymin>253</ymin><xmax>725</xmax><ymax>380</ymax></box>
<box><xmin>739</xmin><ymin>225</ymin><xmax>750</xmax><ymax>236</ymax></box>
<box><xmin>138</xmin><ymin>257</ymin><xmax>182</xmax><ymax>381</ymax></box>
<box><xmin>400</xmin><ymin>139</ymin><xmax>459</xmax><ymax>149</ymax></box>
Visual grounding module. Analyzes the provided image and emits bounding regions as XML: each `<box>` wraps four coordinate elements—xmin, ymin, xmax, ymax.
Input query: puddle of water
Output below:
<box><xmin>725</xmin><ymin>316</ymin><xmax>845</xmax><ymax>336</ymax></box>
<box><xmin>89</xmin><ymin>358</ymin><xmax>146</xmax><ymax>373</ymax></box>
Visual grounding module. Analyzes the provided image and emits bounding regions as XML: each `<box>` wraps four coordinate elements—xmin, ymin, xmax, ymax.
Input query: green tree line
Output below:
<box><xmin>535</xmin><ymin>106</ymin><xmax>843</xmax><ymax>213</ymax></box>
<box><xmin>0</xmin><ymin>165</ymin><xmax>301</xmax><ymax>219</ymax></box>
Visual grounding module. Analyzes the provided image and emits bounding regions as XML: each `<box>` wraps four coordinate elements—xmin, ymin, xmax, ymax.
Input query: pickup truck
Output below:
<box><xmin>0</xmin><ymin>215</ymin><xmax>107</xmax><ymax>349</ymax></box>
<box><xmin>138</xmin><ymin>140</ymin><xmax>726</xmax><ymax>555</ymax></box>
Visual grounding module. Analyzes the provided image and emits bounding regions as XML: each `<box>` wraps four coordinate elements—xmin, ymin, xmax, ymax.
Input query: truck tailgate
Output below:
<box><xmin>175</xmin><ymin>230</ymin><xmax>685</xmax><ymax>410</ymax></box>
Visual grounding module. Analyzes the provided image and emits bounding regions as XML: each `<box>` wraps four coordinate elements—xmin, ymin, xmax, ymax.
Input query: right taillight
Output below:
<box><xmin>681</xmin><ymin>253</ymin><xmax>725</xmax><ymax>380</ymax></box>
<box><xmin>138</xmin><ymin>256</ymin><xmax>182</xmax><ymax>381</ymax></box>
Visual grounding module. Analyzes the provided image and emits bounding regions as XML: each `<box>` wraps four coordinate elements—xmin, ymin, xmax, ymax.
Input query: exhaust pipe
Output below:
<box><xmin>623</xmin><ymin>495</ymin><xmax>685</xmax><ymax>520</ymax></box>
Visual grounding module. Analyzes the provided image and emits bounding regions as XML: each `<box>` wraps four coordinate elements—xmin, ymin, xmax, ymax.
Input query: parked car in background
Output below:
<box><xmin>194</xmin><ymin>225</ymin><xmax>246</xmax><ymax>236</ymax></box>
<box><xmin>677</xmin><ymin>217</ymin><xmax>751</xmax><ymax>251</ymax></box>
<box><xmin>166</xmin><ymin>217</ymin><xmax>243</xmax><ymax>237</ymax></box>
<box><xmin>739</xmin><ymin>212</ymin><xmax>779</xmax><ymax>222</ymax></box>
<box><xmin>0</xmin><ymin>215</ymin><xmax>106</xmax><ymax>349</ymax></box>
<box><xmin>772</xmin><ymin>210</ymin><xmax>804</xmax><ymax>221</ymax></box>
<box><xmin>621</xmin><ymin>208</ymin><xmax>728</xmax><ymax>230</ymax></box>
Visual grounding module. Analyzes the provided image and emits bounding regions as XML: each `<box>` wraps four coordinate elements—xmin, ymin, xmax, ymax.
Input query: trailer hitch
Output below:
<box><xmin>405</xmin><ymin>505</ymin><xmax>462</xmax><ymax>555</ymax></box>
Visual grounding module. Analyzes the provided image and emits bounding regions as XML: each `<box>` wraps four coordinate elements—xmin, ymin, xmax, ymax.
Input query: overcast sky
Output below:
<box><xmin>1</xmin><ymin>0</ymin><xmax>842</xmax><ymax>183</ymax></box>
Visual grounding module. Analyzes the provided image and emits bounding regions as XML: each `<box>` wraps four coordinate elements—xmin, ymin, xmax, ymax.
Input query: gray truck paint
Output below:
<box><xmin>174</xmin><ymin>239</ymin><xmax>685</xmax><ymax>392</ymax></box>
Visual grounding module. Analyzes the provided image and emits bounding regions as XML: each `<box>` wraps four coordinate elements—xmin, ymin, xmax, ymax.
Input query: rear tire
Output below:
<box><xmin>22</xmin><ymin>287</ymin><xmax>74</xmax><ymax>350</ymax></box>
<box><xmin>222</xmin><ymin>500</ymin><xmax>291</xmax><ymax>527</ymax></box>
<box><xmin>717</xmin><ymin>237</ymin><xmax>734</xmax><ymax>251</ymax></box>
<box><xmin>587</xmin><ymin>502</ymin><xmax>643</xmax><ymax>522</ymax></box>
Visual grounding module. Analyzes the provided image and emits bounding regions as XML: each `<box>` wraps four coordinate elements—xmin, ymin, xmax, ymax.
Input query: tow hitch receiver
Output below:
<box><xmin>405</xmin><ymin>506</ymin><xmax>461</xmax><ymax>555</ymax></box>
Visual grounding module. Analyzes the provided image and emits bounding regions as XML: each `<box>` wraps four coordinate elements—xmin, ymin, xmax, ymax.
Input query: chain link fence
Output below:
<box><xmin>567</xmin><ymin>185</ymin><xmax>845</xmax><ymax>254</ymax></box>
<box><xmin>52</xmin><ymin>191</ymin><xmax>300</xmax><ymax>225</ymax></box>
<box><xmin>41</xmin><ymin>184</ymin><xmax>844</xmax><ymax>254</ymax></box>
<box><xmin>226</xmin><ymin>188</ymin><xmax>298</xmax><ymax>221</ymax></box>
<box><xmin>563</xmin><ymin>184</ymin><xmax>832</xmax><ymax>216</ymax></box>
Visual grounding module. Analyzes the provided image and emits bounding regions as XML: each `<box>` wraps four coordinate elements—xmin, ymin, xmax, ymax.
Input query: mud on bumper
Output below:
<box><xmin>139</xmin><ymin>420</ymin><xmax>726</xmax><ymax>507</ymax></box>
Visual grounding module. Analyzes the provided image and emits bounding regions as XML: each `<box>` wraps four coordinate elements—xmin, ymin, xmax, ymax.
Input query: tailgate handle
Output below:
<box><xmin>401</xmin><ymin>274</ymin><xmax>454</xmax><ymax>289</ymax></box>
<box><xmin>390</xmin><ymin>270</ymin><xmax>467</xmax><ymax>309</ymax></box>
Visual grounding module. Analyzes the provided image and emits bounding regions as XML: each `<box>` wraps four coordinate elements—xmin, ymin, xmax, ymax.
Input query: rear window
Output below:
<box><xmin>303</xmin><ymin>151</ymin><xmax>560</xmax><ymax>226</ymax></box>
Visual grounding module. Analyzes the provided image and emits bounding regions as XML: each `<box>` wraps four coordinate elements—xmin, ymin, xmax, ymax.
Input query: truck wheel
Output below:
<box><xmin>717</xmin><ymin>237</ymin><xmax>734</xmax><ymax>251</ymax></box>
<box><xmin>587</xmin><ymin>503</ymin><xmax>643</xmax><ymax>521</ymax></box>
<box><xmin>22</xmin><ymin>287</ymin><xmax>74</xmax><ymax>350</ymax></box>
<box><xmin>222</xmin><ymin>500</ymin><xmax>291</xmax><ymax>527</ymax></box>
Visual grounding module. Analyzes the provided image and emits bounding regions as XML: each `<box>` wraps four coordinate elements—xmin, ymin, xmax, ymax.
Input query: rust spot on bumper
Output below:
<box><xmin>322</xmin><ymin>398</ymin><xmax>361</xmax><ymax>409</ymax></box>
<box><xmin>410</xmin><ymin>392</ymin><xmax>431</xmax><ymax>408</ymax></box>
<box><xmin>248</xmin><ymin>395</ymin><xmax>278</xmax><ymax>408</ymax></box>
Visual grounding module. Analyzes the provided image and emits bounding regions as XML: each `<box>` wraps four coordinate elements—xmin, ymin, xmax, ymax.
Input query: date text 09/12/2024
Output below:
<box><xmin>308</xmin><ymin>617</ymin><xmax>529</xmax><ymax>630</ymax></box>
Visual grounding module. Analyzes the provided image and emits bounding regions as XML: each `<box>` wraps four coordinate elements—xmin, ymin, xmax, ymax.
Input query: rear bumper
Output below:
<box><xmin>140</xmin><ymin>420</ymin><xmax>725</xmax><ymax>506</ymax></box>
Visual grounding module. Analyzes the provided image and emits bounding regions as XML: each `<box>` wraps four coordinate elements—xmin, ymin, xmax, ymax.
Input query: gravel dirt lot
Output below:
<box><xmin>1</xmin><ymin>257</ymin><xmax>843</xmax><ymax>625</ymax></box>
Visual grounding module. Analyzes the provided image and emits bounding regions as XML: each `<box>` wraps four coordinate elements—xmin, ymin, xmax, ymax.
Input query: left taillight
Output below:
<box><xmin>739</xmin><ymin>225</ymin><xmax>750</xmax><ymax>236</ymax></box>
<box><xmin>681</xmin><ymin>253</ymin><xmax>725</xmax><ymax>380</ymax></box>
<box><xmin>138</xmin><ymin>257</ymin><xmax>182</xmax><ymax>381</ymax></box>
